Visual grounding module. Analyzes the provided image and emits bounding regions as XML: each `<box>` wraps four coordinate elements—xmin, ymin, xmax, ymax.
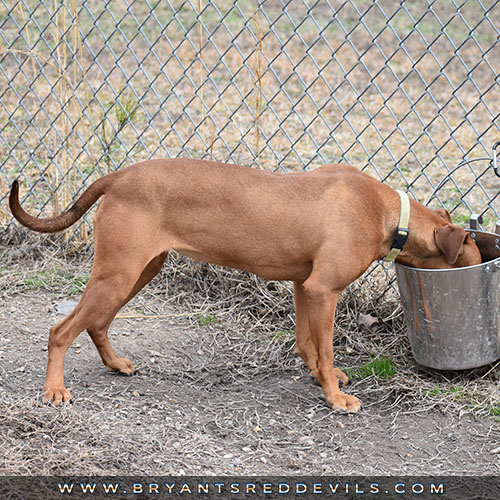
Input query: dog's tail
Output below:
<box><xmin>9</xmin><ymin>175</ymin><xmax>112</xmax><ymax>233</ymax></box>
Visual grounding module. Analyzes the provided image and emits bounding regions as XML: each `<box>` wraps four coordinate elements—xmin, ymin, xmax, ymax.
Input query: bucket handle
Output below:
<box><xmin>492</xmin><ymin>141</ymin><xmax>500</xmax><ymax>178</ymax></box>
<box><xmin>426</xmin><ymin>142</ymin><xmax>500</xmax><ymax>206</ymax></box>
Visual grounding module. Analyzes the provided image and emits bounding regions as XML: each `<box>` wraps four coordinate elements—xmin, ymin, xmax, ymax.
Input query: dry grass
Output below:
<box><xmin>0</xmin><ymin>394</ymin><xmax>128</xmax><ymax>475</ymax></box>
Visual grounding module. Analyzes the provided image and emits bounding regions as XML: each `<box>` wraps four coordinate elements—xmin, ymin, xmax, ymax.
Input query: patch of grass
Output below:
<box><xmin>273</xmin><ymin>329</ymin><xmax>295</xmax><ymax>351</ymax></box>
<box><xmin>198</xmin><ymin>314</ymin><xmax>216</xmax><ymax>326</ymax></box>
<box><xmin>347</xmin><ymin>356</ymin><xmax>397</xmax><ymax>380</ymax></box>
<box><xmin>23</xmin><ymin>271</ymin><xmax>53</xmax><ymax>290</ymax></box>
<box><xmin>425</xmin><ymin>386</ymin><xmax>441</xmax><ymax>398</ymax></box>
<box><xmin>447</xmin><ymin>385</ymin><xmax>466</xmax><ymax>399</ymax></box>
<box><xmin>425</xmin><ymin>385</ymin><xmax>500</xmax><ymax>417</ymax></box>
<box><xmin>488</xmin><ymin>405</ymin><xmax>500</xmax><ymax>422</ymax></box>
<box><xmin>453</xmin><ymin>213</ymin><xmax>472</xmax><ymax>226</ymax></box>
<box><xmin>425</xmin><ymin>384</ymin><xmax>466</xmax><ymax>400</ymax></box>
<box><xmin>69</xmin><ymin>275</ymin><xmax>89</xmax><ymax>295</ymax></box>
<box><xmin>22</xmin><ymin>268</ymin><xmax>89</xmax><ymax>293</ymax></box>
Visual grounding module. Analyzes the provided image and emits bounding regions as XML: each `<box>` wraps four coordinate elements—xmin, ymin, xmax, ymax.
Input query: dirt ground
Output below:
<box><xmin>0</xmin><ymin>249</ymin><xmax>499</xmax><ymax>477</ymax></box>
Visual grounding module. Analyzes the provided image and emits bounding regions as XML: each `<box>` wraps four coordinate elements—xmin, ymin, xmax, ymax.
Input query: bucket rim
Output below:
<box><xmin>395</xmin><ymin>254</ymin><xmax>500</xmax><ymax>273</ymax></box>
<box><xmin>465</xmin><ymin>228</ymin><xmax>499</xmax><ymax>237</ymax></box>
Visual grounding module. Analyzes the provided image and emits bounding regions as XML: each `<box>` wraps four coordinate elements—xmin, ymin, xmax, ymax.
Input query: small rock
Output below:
<box><xmin>242</xmin><ymin>447</ymin><xmax>252</xmax><ymax>452</ymax></box>
<box><xmin>491</xmin><ymin>446</ymin><xmax>500</xmax><ymax>455</ymax></box>
<box><xmin>299</xmin><ymin>436</ymin><xmax>314</xmax><ymax>446</ymax></box>
<box><xmin>57</xmin><ymin>300</ymin><xmax>79</xmax><ymax>315</ymax></box>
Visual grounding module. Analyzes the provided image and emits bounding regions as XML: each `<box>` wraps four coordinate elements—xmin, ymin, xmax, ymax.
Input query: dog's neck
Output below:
<box><xmin>376</xmin><ymin>186</ymin><xmax>411</xmax><ymax>261</ymax></box>
<box><xmin>378</xmin><ymin>189</ymin><xmax>439</xmax><ymax>263</ymax></box>
<box><xmin>384</xmin><ymin>190</ymin><xmax>410</xmax><ymax>262</ymax></box>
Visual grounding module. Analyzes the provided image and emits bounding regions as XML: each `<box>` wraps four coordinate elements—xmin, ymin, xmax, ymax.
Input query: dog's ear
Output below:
<box><xmin>434</xmin><ymin>208</ymin><xmax>452</xmax><ymax>223</ymax></box>
<box><xmin>434</xmin><ymin>225</ymin><xmax>469</xmax><ymax>265</ymax></box>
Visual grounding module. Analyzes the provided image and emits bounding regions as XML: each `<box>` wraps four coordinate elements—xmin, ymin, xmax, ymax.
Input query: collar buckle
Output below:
<box><xmin>393</xmin><ymin>227</ymin><xmax>409</xmax><ymax>249</ymax></box>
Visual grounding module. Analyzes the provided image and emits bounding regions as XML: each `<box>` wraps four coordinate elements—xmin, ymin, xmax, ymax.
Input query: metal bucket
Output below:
<box><xmin>395</xmin><ymin>229</ymin><xmax>500</xmax><ymax>370</ymax></box>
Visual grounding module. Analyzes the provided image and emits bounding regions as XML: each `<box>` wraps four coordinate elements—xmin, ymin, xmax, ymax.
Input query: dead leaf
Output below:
<box><xmin>357</xmin><ymin>313</ymin><xmax>380</xmax><ymax>334</ymax></box>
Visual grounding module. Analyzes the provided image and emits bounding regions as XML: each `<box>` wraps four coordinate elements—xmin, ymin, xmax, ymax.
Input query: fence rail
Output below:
<box><xmin>0</xmin><ymin>0</ymin><xmax>499</xmax><ymax>241</ymax></box>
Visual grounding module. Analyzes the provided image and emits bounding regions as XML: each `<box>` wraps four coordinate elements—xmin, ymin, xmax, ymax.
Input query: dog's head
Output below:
<box><xmin>396</xmin><ymin>208</ymin><xmax>482</xmax><ymax>269</ymax></box>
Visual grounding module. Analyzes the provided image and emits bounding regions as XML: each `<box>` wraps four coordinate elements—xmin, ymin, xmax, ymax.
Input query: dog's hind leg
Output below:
<box><xmin>86</xmin><ymin>252</ymin><xmax>168</xmax><ymax>375</ymax></box>
<box><xmin>43</xmin><ymin>208</ymin><xmax>169</xmax><ymax>405</ymax></box>
<box><xmin>293</xmin><ymin>280</ymin><xmax>318</xmax><ymax>371</ymax></box>
<box><xmin>43</xmin><ymin>252</ymin><xmax>167</xmax><ymax>404</ymax></box>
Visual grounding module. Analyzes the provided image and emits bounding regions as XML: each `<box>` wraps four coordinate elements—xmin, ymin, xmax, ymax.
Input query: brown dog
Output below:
<box><xmin>9</xmin><ymin>160</ymin><xmax>481</xmax><ymax>412</ymax></box>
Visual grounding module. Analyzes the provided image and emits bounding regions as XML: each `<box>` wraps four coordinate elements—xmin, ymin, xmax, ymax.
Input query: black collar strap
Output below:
<box><xmin>385</xmin><ymin>190</ymin><xmax>410</xmax><ymax>262</ymax></box>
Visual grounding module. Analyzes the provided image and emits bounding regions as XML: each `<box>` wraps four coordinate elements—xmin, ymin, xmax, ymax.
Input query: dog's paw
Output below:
<box><xmin>333</xmin><ymin>367</ymin><xmax>349</xmax><ymax>386</ymax></box>
<box><xmin>43</xmin><ymin>387</ymin><xmax>72</xmax><ymax>405</ymax></box>
<box><xmin>106</xmin><ymin>357</ymin><xmax>135</xmax><ymax>376</ymax></box>
<box><xmin>329</xmin><ymin>392</ymin><xmax>361</xmax><ymax>413</ymax></box>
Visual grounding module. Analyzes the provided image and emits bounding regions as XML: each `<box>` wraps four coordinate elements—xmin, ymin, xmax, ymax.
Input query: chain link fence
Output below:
<box><xmin>0</xmin><ymin>0</ymin><xmax>499</xmax><ymax>242</ymax></box>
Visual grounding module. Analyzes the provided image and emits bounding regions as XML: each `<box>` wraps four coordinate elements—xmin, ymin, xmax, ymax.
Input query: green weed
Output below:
<box><xmin>425</xmin><ymin>384</ymin><xmax>466</xmax><ymax>400</ymax></box>
<box><xmin>273</xmin><ymin>329</ymin><xmax>295</xmax><ymax>350</ymax></box>
<box><xmin>100</xmin><ymin>90</ymin><xmax>139</xmax><ymax>171</ymax></box>
<box><xmin>69</xmin><ymin>275</ymin><xmax>89</xmax><ymax>295</ymax></box>
<box><xmin>347</xmin><ymin>356</ymin><xmax>397</xmax><ymax>380</ymax></box>
<box><xmin>488</xmin><ymin>405</ymin><xmax>500</xmax><ymax>422</ymax></box>
<box><xmin>198</xmin><ymin>314</ymin><xmax>216</xmax><ymax>326</ymax></box>
<box><xmin>115</xmin><ymin>93</ymin><xmax>138</xmax><ymax>129</ymax></box>
<box><xmin>22</xmin><ymin>268</ymin><xmax>88</xmax><ymax>293</ymax></box>
<box><xmin>24</xmin><ymin>271</ymin><xmax>53</xmax><ymax>290</ymax></box>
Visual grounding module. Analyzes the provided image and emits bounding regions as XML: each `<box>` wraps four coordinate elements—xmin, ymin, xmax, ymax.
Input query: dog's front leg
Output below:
<box><xmin>293</xmin><ymin>281</ymin><xmax>318</xmax><ymax>371</ymax></box>
<box><xmin>300</xmin><ymin>276</ymin><xmax>361</xmax><ymax>413</ymax></box>
<box><xmin>293</xmin><ymin>280</ymin><xmax>350</xmax><ymax>388</ymax></box>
